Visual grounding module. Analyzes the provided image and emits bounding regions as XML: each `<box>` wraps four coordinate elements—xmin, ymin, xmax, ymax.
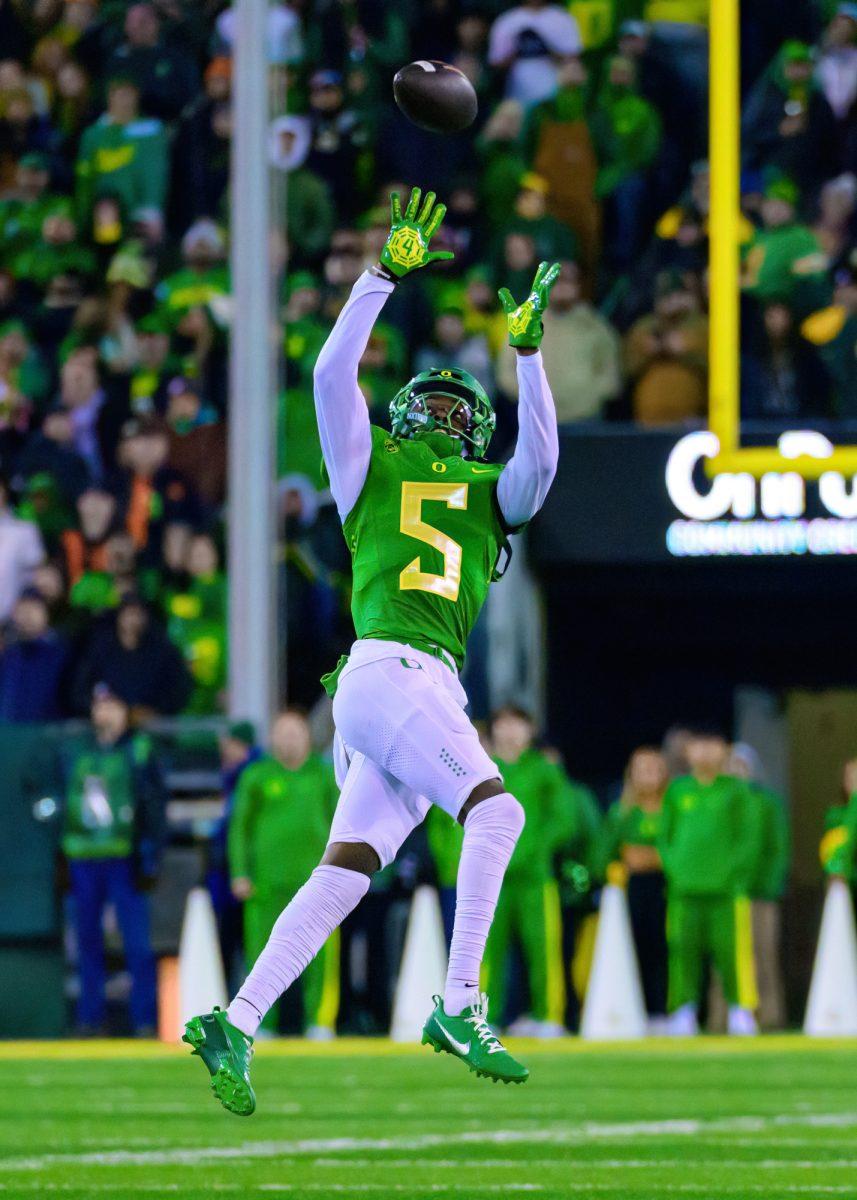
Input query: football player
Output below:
<box><xmin>185</xmin><ymin>187</ymin><xmax>560</xmax><ymax>1113</ymax></box>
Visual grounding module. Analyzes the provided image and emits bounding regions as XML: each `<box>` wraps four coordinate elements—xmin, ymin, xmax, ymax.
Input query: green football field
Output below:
<box><xmin>1</xmin><ymin>1037</ymin><xmax>856</xmax><ymax>1199</ymax></box>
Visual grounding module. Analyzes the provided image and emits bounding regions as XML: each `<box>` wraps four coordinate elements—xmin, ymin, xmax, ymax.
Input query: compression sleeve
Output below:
<box><xmin>495</xmin><ymin>350</ymin><xmax>559</xmax><ymax>529</ymax></box>
<box><xmin>313</xmin><ymin>270</ymin><xmax>395</xmax><ymax>520</ymax></box>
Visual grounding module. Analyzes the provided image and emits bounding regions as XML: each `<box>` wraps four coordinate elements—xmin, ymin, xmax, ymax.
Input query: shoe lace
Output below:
<box><xmin>464</xmin><ymin>993</ymin><xmax>504</xmax><ymax>1054</ymax></box>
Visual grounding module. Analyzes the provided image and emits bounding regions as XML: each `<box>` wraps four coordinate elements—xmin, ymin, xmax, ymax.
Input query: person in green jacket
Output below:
<box><xmin>75</xmin><ymin>76</ymin><xmax>169</xmax><ymax>242</ymax></box>
<box><xmin>228</xmin><ymin>709</ymin><xmax>340</xmax><ymax>1037</ymax></box>
<box><xmin>659</xmin><ymin>728</ymin><xmax>761</xmax><ymax>1036</ymax></box>
<box><xmin>59</xmin><ymin>683</ymin><xmax>167</xmax><ymax>1035</ymax></box>
<box><xmin>822</xmin><ymin>758</ymin><xmax>857</xmax><ymax>884</ymax></box>
<box><xmin>728</xmin><ymin>744</ymin><xmax>790</xmax><ymax>1030</ymax></box>
<box><xmin>600</xmin><ymin>746</ymin><xmax>669</xmax><ymax>1023</ymax></box>
<box><xmin>481</xmin><ymin>706</ymin><xmax>578</xmax><ymax>1036</ymax></box>
<box><xmin>591</xmin><ymin>55</ymin><xmax>663</xmax><ymax>269</ymax></box>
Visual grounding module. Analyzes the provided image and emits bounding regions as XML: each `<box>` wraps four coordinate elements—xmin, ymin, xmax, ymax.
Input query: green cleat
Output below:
<box><xmin>182</xmin><ymin>1007</ymin><xmax>256</xmax><ymax>1116</ymax></box>
<box><xmin>421</xmin><ymin>993</ymin><xmax>529</xmax><ymax>1084</ymax></box>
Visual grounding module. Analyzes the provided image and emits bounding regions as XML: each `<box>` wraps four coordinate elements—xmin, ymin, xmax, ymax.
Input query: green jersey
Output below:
<box><xmin>821</xmin><ymin>795</ymin><xmax>857</xmax><ymax>880</ymax></box>
<box><xmin>659</xmin><ymin>774</ymin><xmax>760</xmax><ymax>896</ymax></box>
<box><xmin>745</xmin><ymin>783</ymin><xmax>790</xmax><ymax>901</ymax></box>
<box><xmin>342</xmin><ymin>425</ymin><xmax>509</xmax><ymax>668</ymax></box>
<box><xmin>495</xmin><ymin>749</ymin><xmax>577</xmax><ymax>882</ymax></box>
<box><xmin>600</xmin><ymin>801</ymin><xmax>663</xmax><ymax>874</ymax></box>
<box><xmin>227</xmin><ymin>754</ymin><xmax>338</xmax><ymax>893</ymax></box>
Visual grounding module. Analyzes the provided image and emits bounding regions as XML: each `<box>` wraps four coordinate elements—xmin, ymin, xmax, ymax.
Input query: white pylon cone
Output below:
<box><xmin>804</xmin><ymin>878</ymin><xmax>857</xmax><ymax>1036</ymax></box>
<box><xmin>580</xmin><ymin>884</ymin><xmax>648</xmax><ymax>1040</ymax></box>
<box><xmin>177</xmin><ymin>886</ymin><xmax>228</xmax><ymax>1036</ymax></box>
<box><xmin>390</xmin><ymin>885</ymin><xmax>448</xmax><ymax>1042</ymax></box>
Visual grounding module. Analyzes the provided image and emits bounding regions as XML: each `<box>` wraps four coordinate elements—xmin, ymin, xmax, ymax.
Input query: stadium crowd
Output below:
<box><xmin>0</xmin><ymin>0</ymin><xmax>855</xmax><ymax>720</ymax></box>
<box><xmin>0</xmin><ymin>1</ymin><xmax>855</xmax><ymax>1036</ymax></box>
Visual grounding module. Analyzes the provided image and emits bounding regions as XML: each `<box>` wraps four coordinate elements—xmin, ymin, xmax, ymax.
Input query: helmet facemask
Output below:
<box><xmin>389</xmin><ymin>369</ymin><xmax>496</xmax><ymax>459</ymax></box>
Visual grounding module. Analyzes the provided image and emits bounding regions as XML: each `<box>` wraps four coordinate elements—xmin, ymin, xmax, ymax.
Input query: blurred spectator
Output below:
<box><xmin>741</xmin><ymin>299</ymin><xmax>833</xmax><ymax>419</ymax></box>
<box><xmin>0</xmin><ymin>319</ymin><xmax>48</xmax><ymax>407</ymax></box>
<box><xmin>741</xmin><ymin>41</ymin><xmax>838</xmax><ymax>193</ymax></box>
<box><xmin>0</xmin><ymin>473</ymin><xmax>44</xmax><ymax>620</ymax></box>
<box><xmin>658</xmin><ymin>729</ymin><xmax>761</xmax><ymax>1037</ymax></box>
<box><xmin>414</xmin><ymin>308</ymin><xmax>495</xmax><ymax>396</ymax></box>
<box><xmin>625</xmin><ymin>269</ymin><xmax>708</xmax><ymax>424</ymax></box>
<box><xmin>228</xmin><ymin>709</ymin><xmax>339</xmax><ymax>1036</ymax></box>
<box><xmin>59</xmin><ymin>684</ymin><xmax>167</xmax><ymax>1034</ymax></box>
<box><xmin>171</xmin><ymin>56</ymin><xmax>232</xmax><ymax>229</ymax></box>
<box><xmin>56</xmin><ymin>348</ymin><xmax>113</xmax><ymax>484</ymax></box>
<box><xmin>0</xmin><ymin>587</ymin><xmax>67</xmax><ymax>721</ymax></box>
<box><xmin>155</xmin><ymin>219</ymin><xmax>229</xmax><ymax>327</ymax></box>
<box><xmin>816</xmin><ymin>4</ymin><xmax>857</xmax><ymax>132</ymax></box>
<box><xmin>488</xmin><ymin>0</ymin><xmax>582</xmax><ymax>107</ymax></box>
<box><xmin>601</xmin><ymin>747</ymin><xmax>669</xmax><ymax>1025</ymax></box>
<box><xmin>490</xmin><ymin>173</ymin><xmax>577</xmax><ymax>303</ymax></box>
<box><xmin>164</xmin><ymin>376</ymin><xmax>226</xmax><ymax>508</ymax></box>
<box><xmin>7</xmin><ymin>198</ymin><xmax>97</xmax><ymax>295</ymax></box>
<box><xmin>821</xmin><ymin>757</ymin><xmax>857</xmax><ymax>882</ymax></box>
<box><xmin>76</xmin><ymin>76</ymin><xmax>168</xmax><ymax>245</ymax></box>
<box><xmin>481</xmin><ymin>706</ymin><xmax>575</xmax><ymax>1035</ymax></box>
<box><xmin>742</xmin><ymin>175</ymin><xmax>827</xmax><ymax>306</ymax></box>
<box><xmin>801</xmin><ymin>247</ymin><xmax>857</xmax><ymax>414</ymax></box>
<box><xmin>306</xmin><ymin>69</ymin><xmax>369</xmax><ymax>221</ymax></box>
<box><xmin>215</xmin><ymin>2</ymin><xmax>303</xmax><ymax>65</ymax></box>
<box><xmin>729</xmin><ymin>743</ymin><xmax>790</xmax><ymax>1031</ymax></box>
<box><xmin>165</xmin><ymin>532</ymin><xmax>227</xmax><ymax>715</ymax></box>
<box><xmin>476</xmin><ymin>100</ymin><xmax>528</xmax><ymax>237</ymax></box>
<box><xmin>105</xmin><ymin>3</ymin><xmax>199</xmax><ymax>122</ymax></box>
<box><xmin>269</xmin><ymin>114</ymin><xmax>336</xmax><ymax>267</ymax></box>
<box><xmin>60</xmin><ymin>486</ymin><xmax>118</xmax><ymax>589</ymax></box>
<box><xmin>0</xmin><ymin>152</ymin><xmax>60</xmax><ymax>252</ymax></box>
<box><xmin>70</xmin><ymin>531</ymin><xmax>142</xmax><ymax>613</ymax></box>
<box><xmin>497</xmin><ymin>261</ymin><xmax>621</xmax><ymax>422</ymax></box>
<box><xmin>208</xmin><ymin>720</ymin><xmax>262</xmax><ymax>989</ymax></box>
<box><xmin>115</xmin><ymin>417</ymin><xmax>198</xmax><ymax>564</ymax></box>
<box><xmin>524</xmin><ymin>59</ymin><xmax>599</xmax><ymax>288</ymax></box>
<box><xmin>592</xmin><ymin>55</ymin><xmax>663</xmax><ymax>271</ymax></box>
<box><xmin>72</xmin><ymin>592</ymin><xmax>192</xmax><ymax>719</ymax></box>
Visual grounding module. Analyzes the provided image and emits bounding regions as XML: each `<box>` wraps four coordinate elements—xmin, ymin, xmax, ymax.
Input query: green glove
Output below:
<box><xmin>379</xmin><ymin>187</ymin><xmax>455</xmax><ymax>279</ymax></box>
<box><xmin>498</xmin><ymin>261</ymin><xmax>561</xmax><ymax>349</ymax></box>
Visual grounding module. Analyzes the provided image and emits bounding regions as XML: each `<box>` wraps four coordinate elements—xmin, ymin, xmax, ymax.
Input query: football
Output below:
<box><xmin>393</xmin><ymin>60</ymin><xmax>478</xmax><ymax>134</ymax></box>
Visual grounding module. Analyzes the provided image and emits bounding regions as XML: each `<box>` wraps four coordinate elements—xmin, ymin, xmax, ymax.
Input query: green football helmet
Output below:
<box><xmin>389</xmin><ymin>366</ymin><xmax>496</xmax><ymax>459</ymax></box>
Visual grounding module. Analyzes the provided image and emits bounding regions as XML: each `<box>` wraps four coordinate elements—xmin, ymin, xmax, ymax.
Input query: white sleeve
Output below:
<box><xmin>488</xmin><ymin>11</ymin><xmax>518</xmax><ymax>64</ymax></box>
<box><xmin>313</xmin><ymin>270</ymin><xmax>395</xmax><ymax>520</ymax></box>
<box><xmin>495</xmin><ymin>351</ymin><xmax>559</xmax><ymax>529</ymax></box>
<box><xmin>546</xmin><ymin>10</ymin><xmax>582</xmax><ymax>54</ymax></box>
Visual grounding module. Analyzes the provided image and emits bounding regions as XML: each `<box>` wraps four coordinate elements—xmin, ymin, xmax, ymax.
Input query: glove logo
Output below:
<box><xmin>508</xmin><ymin>300</ymin><xmax>535</xmax><ymax>339</ymax></box>
<box><xmin>386</xmin><ymin>227</ymin><xmax>426</xmax><ymax>270</ymax></box>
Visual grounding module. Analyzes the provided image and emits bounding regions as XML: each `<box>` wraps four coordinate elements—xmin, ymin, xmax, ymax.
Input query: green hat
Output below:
<box><xmin>390</xmin><ymin>366</ymin><xmax>496</xmax><ymax>459</ymax></box>
<box><xmin>764</xmin><ymin>171</ymin><xmax>799</xmax><ymax>205</ymax></box>
<box><xmin>781</xmin><ymin>39</ymin><xmax>813</xmax><ymax>64</ymax></box>
<box><xmin>227</xmin><ymin>720</ymin><xmax>256</xmax><ymax>746</ymax></box>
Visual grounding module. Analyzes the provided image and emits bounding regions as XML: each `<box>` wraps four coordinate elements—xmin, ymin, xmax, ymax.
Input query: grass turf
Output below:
<box><xmin>1</xmin><ymin>1037</ymin><xmax>856</xmax><ymax>1199</ymax></box>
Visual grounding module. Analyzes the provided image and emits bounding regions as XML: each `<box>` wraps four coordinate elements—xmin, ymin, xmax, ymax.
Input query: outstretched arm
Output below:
<box><xmin>314</xmin><ymin>186</ymin><xmax>454</xmax><ymax>521</ymax></box>
<box><xmin>495</xmin><ymin>262</ymin><xmax>561</xmax><ymax>529</ymax></box>
<box><xmin>313</xmin><ymin>271</ymin><xmax>393</xmax><ymax>520</ymax></box>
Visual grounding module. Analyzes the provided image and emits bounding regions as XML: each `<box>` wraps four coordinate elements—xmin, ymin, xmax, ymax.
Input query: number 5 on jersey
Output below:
<box><xmin>399</xmin><ymin>481</ymin><xmax>468</xmax><ymax>602</ymax></box>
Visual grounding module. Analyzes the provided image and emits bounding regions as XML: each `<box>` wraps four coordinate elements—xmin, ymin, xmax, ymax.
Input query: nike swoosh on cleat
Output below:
<box><xmin>440</xmin><ymin>1028</ymin><xmax>471</xmax><ymax>1055</ymax></box>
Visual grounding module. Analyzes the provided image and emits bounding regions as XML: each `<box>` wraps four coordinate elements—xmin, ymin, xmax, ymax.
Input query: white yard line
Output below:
<box><xmin>1</xmin><ymin>1104</ymin><xmax>854</xmax><ymax>1171</ymax></box>
<box><xmin>3</xmin><ymin>1110</ymin><xmax>857</xmax><ymax>1173</ymax></box>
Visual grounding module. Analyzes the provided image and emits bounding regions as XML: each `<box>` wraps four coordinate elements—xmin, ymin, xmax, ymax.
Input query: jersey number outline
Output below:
<box><xmin>399</xmin><ymin>481</ymin><xmax>469</xmax><ymax>602</ymax></box>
